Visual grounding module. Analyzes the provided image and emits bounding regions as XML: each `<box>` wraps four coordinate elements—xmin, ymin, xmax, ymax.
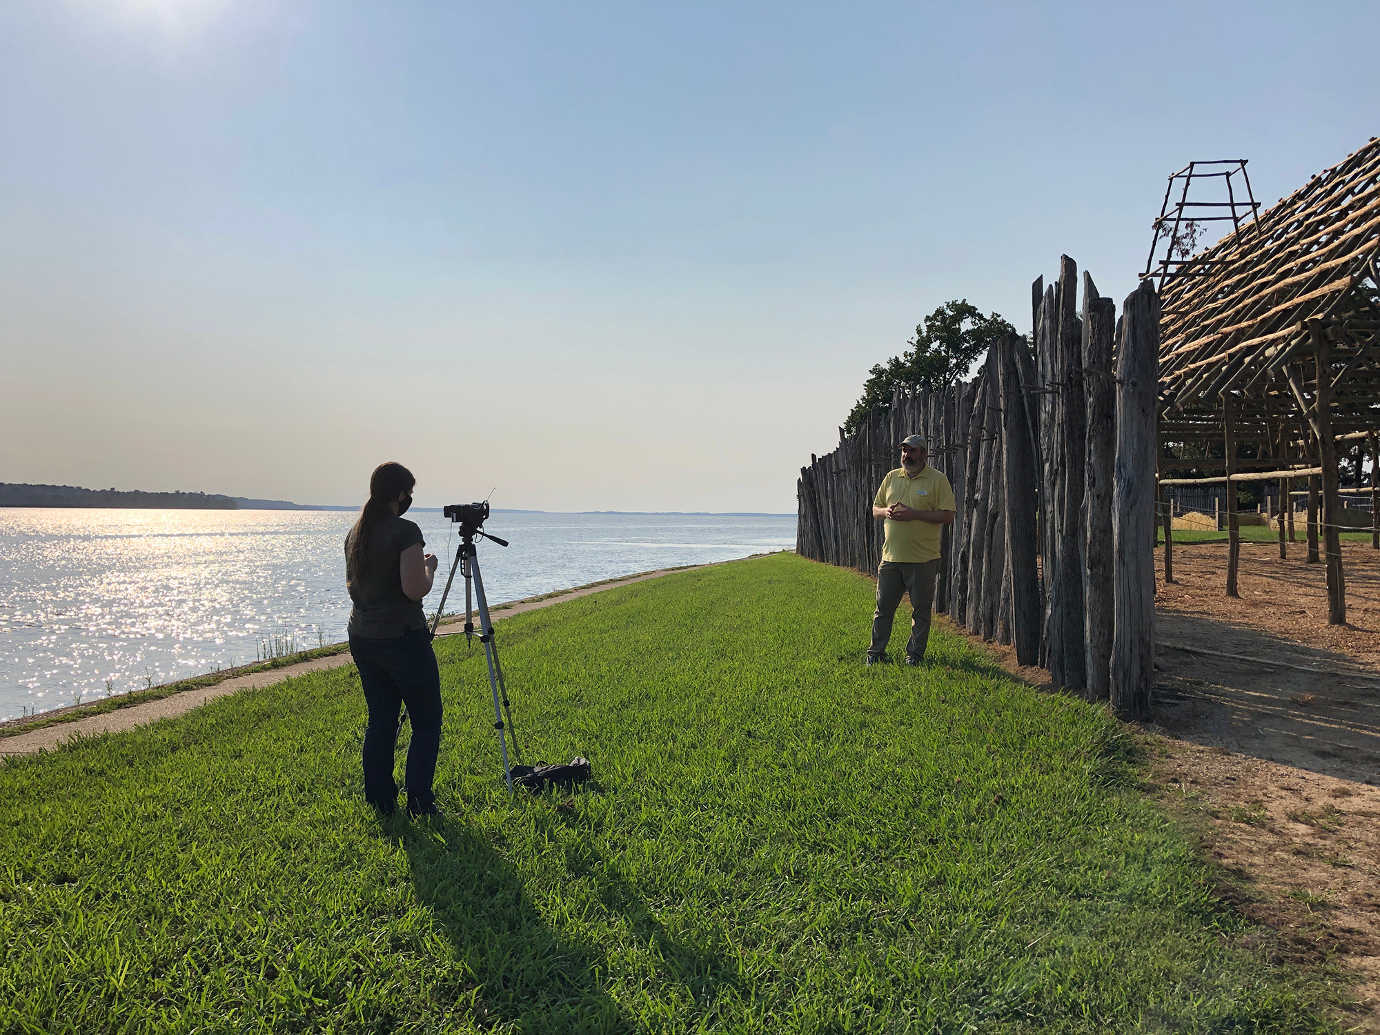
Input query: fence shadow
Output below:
<box><xmin>1152</xmin><ymin>606</ymin><xmax>1380</xmax><ymax>786</ymax></box>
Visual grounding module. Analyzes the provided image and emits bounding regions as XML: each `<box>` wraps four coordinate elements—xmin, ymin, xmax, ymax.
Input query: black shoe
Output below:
<box><xmin>905</xmin><ymin>655</ymin><xmax>923</xmax><ymax>666</ymax></box>
<box><xmin>865</xmin><ymin>652</ymin><xmax>889</xmax><ymax>666</ymax></box>
<box><xmin>367</xmin><ymin>797</ymin><xmax>397</xmax><ymax>817</ymax></box>
<box><xmin>407</xmin><ymin>795</ymin><xmax>440</xmax><ymax>820</ymax></box>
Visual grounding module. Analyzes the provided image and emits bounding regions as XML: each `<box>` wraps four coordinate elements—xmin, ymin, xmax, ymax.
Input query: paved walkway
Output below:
<box><xmin>0</xmin><ymin>567</ymin><xmax>685</xmax><ymax>758</ymax></box>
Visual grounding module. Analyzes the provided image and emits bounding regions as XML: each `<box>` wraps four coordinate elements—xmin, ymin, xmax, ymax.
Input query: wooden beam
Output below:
<box><xmin>1158</xmin><ymin>466</ymin><xmax>1324</xmax><ymax>486</ymax></box>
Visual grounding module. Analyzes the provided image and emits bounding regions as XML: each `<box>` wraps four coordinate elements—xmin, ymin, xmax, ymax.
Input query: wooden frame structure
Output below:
<box><xmin>1155</xmin><ymin>136</ymin><xmax>1380</xmax><ymax>623</ymax></box>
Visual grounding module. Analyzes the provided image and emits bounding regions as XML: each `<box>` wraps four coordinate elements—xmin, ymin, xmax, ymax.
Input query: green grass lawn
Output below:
<box><xmin>1160</xmin><ymin>524</ymin><xmax>1374</xmax><ymax>545</ymax></box>
<box><xmin>0</xmin><ymin>555</ymin><xmax>1340</xmax><ymax>1032</ymax></box>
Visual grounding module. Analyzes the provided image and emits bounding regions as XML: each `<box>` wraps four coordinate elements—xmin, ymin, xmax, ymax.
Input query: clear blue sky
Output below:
<box><xmin>2</xmin><ymin>0</ymin><xmax>1376</xmax><ymax>512</ymax></box>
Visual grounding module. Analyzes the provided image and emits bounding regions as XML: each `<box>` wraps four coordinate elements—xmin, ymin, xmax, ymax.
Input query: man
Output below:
<box><xmin>867</xmin><ymin>434</ymin><xmax>956</xmax><ymax>665</ymax></box>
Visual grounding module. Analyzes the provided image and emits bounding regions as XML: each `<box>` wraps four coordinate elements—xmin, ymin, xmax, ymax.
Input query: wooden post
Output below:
<box><xmin>1276</xmin><ymin>425</ymin><xmax>1288</xmax><ymax>561</ymax></box>
<box><xmin>1214</xmin><ymin>496</ymin><xmax>1221</xmax><ymax>531</ymax></box>
<box><xmin>1223</xmin><ymin>394</ymin><xmax>1240</xmax><ymax>598</ymax></box>
<box><xmin>1308</xmin><ymin>323</ymin><xmax>1346</xmax><ymax>624</ymax></box>
<box><xmin>1037</xmin><ymin>284</ymin><xmax>1060</xmax><ymax>669</ymax></box>
<box><xmin>1161</xmin><ymin>481</ymin><xmax>1174</xmax><ymax>584</ymax></box>
<box><xmin>1111</xmin><ymin>281</ymin><xmax>1159</xmax><ymax>719</ymax></box>
<box><xmin>979</xmin><ymin>349</ymin><xmax>1006</xmax><ymax>641</ymax></box>
<box><xmin>935</xmin><ymin>388</ymin><xmax>951</xmax><ymax>615</ymax></box>
<box><xmin>1055</xmin><ymin>259</ymin><xmax>1087</xmax><ymax>690</ymax></box>
<box><xmin>964</xmin><ymin>377</ymin><xmax>992</xmax><ymax>633</ymax></box>
<box><xmin>1278</xmin><ymin>476</ymin><xmax>1288</xmax><ymax>559</ymax></box>
<box><xmin>1371</xmin><ymin>430</ymin><xmax>1379</xmax><ymax>550</ymax></box>
<box><xmin>1307</xmin><ymin>476</ymin><xmax>1321</xmax><ymax>563</ymax></box>
<box><xmin>981</xmin><ymin>421</ymin><xmax>1006</xmax><ymax>641</ymax></box>
<box><xmin>999</xmin><ymin>334</ymin><xmax>1040</xmax><ymax>662</ymax></box>
<box><xmin>951</xmin><ymin>381</ymin><xmax>976</xmax><ymax>621</ymax></box>
<box><xmin>1081</xmin><ymin>285</ymin><xmax>1117</xmax><ymax>699</ymax></box>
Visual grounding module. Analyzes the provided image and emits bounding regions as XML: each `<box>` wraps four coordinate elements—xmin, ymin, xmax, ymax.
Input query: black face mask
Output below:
<box><xmin>397</xmin><ymin>493</ymin><xmax>412</xmax><ymax>516</ymax></box>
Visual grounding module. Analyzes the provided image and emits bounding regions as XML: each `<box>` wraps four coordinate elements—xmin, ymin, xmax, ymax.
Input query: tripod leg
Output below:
<box><xmin>468</xmin><ymin>550</ymin><xmax>516</xmax><ymax>791</ymax></box>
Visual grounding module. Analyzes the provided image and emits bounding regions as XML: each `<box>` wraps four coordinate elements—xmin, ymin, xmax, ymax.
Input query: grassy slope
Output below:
<box><xmin>0</xmin><ymin>555</ymin><xmax>1336</xmax><ymax>1033</ymax></box>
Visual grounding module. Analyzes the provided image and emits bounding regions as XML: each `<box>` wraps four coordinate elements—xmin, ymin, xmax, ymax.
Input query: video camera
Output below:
<box><xmin>442</xmin><ymin>500</ymin><xmax>489</xmax><ymax>536</ymax></box>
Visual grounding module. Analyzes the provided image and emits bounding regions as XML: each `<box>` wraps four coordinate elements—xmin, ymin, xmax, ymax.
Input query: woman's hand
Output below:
<box><xmin>400</xmin><ymin>544</ymin><xmax>436</xmax><ymax>600</ymax></box>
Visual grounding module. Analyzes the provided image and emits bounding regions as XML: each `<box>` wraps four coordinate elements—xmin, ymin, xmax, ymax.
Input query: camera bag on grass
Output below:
<box><xmin>510</xmin><ymin>757</ymin><xmax>592</xmax><ymax>792</ymax></box>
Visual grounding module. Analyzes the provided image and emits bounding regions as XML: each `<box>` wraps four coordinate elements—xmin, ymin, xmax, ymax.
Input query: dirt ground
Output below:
<box><xmin>1153</xmin><ymin>540</ymin><xmax>1380</xmax><ymax>1030</ymax></box>
<box><xmin>972</xmin><ymin>538</ymin><xmax>1380</xmax><ymax>1029</ymax></box>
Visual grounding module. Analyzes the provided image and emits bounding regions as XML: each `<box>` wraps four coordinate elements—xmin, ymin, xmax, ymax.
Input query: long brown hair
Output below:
<box><xmin>346</xmin><ymin>461</ymin><xmax>415</xmax><ymax>579</ymax></box>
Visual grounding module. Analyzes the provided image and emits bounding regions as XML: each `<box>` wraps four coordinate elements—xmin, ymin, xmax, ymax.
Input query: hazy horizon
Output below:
<box><xmin>3</xmin><ymin>1</ymin><xmax>1377</xmax><ymax>512</ymax></box>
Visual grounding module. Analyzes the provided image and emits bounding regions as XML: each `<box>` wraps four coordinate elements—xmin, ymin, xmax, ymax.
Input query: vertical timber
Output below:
<box><xmin>1111</xmin><ymin>281</ymin><xmax>1159</xmax><ymax>719</ymax></box>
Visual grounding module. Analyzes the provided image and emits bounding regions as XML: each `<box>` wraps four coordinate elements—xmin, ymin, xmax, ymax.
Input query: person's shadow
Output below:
<box><xmin>398</xmin><ymin>800</ymin><xmax>745</xmax><ymax>1032</ymax></box>
<box><xmin>399</xmin><ymin>814</ymin><xmax>627</xmax><ymax>1032</ymax></box>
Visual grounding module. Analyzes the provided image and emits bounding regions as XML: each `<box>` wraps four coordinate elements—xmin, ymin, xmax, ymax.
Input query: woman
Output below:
<box><xmin>345</xmin><ymin>461</ymin><xmax>442</xmax><ymax>817</ymax></box>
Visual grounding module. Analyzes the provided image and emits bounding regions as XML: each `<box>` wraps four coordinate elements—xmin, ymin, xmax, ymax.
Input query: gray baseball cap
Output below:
<box><xmin>900</xmin><ymin>435</ymin><xmax>927</xmax><ymax>449</ymax></box>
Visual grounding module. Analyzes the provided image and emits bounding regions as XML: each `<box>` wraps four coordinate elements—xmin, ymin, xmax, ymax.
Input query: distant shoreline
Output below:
<box><xmin>0</xmin><ymin>487</ymin><xmax>793</xmax><ymax>517</ymax></box>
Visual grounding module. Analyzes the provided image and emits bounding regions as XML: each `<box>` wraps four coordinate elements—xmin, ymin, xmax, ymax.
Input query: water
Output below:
<box><xmin>0</xmin><ymin>508</ymin><xmax>796</xmax><ymax>721</ymax></box>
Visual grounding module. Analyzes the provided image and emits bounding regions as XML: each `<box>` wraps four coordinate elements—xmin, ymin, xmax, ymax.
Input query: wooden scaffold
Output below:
<box><xmin>1155</xmin><ymin>136</ymin><xmax>1380</xmax><ymax>624</ymax></box>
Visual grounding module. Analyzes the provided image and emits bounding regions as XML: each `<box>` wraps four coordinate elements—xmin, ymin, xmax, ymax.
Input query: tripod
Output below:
<box><xmin>429</xmin><ymin>525</ymin><xmax>522</xmax><ymax>791</ymax></box>
<box><xmin>398</xmin><ymin>518</ymin><xmax>522</xmax><ymax>791</ymax></box>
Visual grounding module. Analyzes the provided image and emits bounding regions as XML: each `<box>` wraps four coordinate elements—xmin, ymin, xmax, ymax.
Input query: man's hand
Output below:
<box><xmin>424</xmin><ymin>553</ymin><xmax>439</xmax><ymax>574</ymax></box>
<box><xmin>887</xmin><ymin>502</ymin><xmax>916</xmax><ymax>521</ymax></box>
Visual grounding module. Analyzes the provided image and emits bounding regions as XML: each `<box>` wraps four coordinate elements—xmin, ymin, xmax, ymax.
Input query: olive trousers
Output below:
<box><xmin>868</xmin><ymin>559</ymin><xmax>940</xmax><ymax>662</ymax></box>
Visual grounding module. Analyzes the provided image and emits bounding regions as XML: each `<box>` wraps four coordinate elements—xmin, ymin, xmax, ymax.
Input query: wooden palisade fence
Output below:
<box><xmin>797</xmin><ymin>257</ymin><xmax>1160</xmax><ymax>717</ymax></box>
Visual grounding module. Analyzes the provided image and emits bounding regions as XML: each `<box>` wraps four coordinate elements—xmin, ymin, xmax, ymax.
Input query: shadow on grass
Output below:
<box><xmin>398</xmin><ymin>815</ymin><xmax>627</xmax><ymax>1032</ymax></box>
<box><xmin>534</xmin><ymin>803</ymin><xmax>746</xmax><ymax>1013</ymax></box>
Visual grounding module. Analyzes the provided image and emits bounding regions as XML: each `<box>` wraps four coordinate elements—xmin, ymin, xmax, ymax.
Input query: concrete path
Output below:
<box><xmin>0</xmin><ymin>567</ymin><xmax>686</xmax><ymax>758</ymax></box>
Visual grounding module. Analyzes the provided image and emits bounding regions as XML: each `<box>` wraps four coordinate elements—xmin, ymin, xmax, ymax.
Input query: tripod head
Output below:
<box><xmin>442</xmin><ymin>500</ymin><xmax>509</xmax><ymax>547</ymax></box>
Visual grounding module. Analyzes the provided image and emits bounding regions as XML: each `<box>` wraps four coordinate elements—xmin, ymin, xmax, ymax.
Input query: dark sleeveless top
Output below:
<box><xmin>345</xmin><ymin>516</ymin><xmax>426</xmax><ymax>638</ymax></box>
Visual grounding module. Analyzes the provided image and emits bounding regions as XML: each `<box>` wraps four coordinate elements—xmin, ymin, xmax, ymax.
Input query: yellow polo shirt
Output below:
<box><xmin>873</xmin><ymin>465</ymin><xmax>956</xmax><ymax>563</ymax></box>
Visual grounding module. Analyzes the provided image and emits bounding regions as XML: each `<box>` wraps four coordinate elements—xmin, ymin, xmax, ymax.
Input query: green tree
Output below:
<box><xmin>842</xmin><ymin>299</ymin><xmax>1014</xmax><ymax>437</ymax></box>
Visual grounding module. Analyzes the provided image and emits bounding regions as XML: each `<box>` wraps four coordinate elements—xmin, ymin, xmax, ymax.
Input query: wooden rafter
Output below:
<box><xmin>1154</xmin><ymin>136</ymin><xmax>1380</xmax><ymax>436</ymax></box>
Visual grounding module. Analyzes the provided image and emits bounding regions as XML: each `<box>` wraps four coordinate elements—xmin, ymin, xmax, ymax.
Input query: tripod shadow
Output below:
<box><xmin>398</xmin><ymin>815</ymin><xmax>627</xmax><ymax>1032</ymax></box>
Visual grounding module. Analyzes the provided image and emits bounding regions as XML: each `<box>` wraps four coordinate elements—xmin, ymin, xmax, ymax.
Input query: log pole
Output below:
<box><xmin>1161</xmin><ymin>481</ymin><xmax>1174</xmax><ymax>584</ymax></box>
<box><xmin>1308</xmin><ymin>323</ymin><xmax>1346</xmax><ymax>624</ymax></box>
<box><xmin>1111</xmin><ymin>281</ymin><xmax>1159</xmax><ymax>719</ymax></box>
<box><xmin>1371</xmin><ymin>430</ymin><xmax>1379</xmax><ymax>551</ymax></box>
<box><xmin>1081</xmin><ymin>285</ymin><xmax>1117</xmax><ymax>698</ymax></box>
<box><xmin>1277</xmin><ymin>477</ymin><xmax>1287</xmax><ymax>560</ymax></box>
<box><xmin>1307</xmin><ymin>475</ymin><xmax>1321</xmax><ymax>564</ymax></box>
<box><xmin>999</xmin><ymin>332</ymin><xmax>1041</xmax><ymax>665</ymax></box>
<box><xmin>1223</xmin><ymin>394</ymin><xmax>1240</xmax><ymax>598</ymax></box>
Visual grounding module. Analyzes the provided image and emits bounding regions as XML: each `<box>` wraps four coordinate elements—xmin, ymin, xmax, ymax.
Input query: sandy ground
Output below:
<box><xmin>1150</xmin><ymin>540</ymin><xmax>1380</xmax><ymax>1030</ymax></box>
<box><xmin>972</xmin><ymin>538</ymin><xmax>1380</xmax><ymax>1029</ymax></box>
<box><xmin>0</xmin><ymin>566</ymin><xmax>688</xmax><ymax>758</ymax></box>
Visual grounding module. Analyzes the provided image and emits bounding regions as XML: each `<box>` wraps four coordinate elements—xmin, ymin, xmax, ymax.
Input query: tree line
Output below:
<box><xmin>0</xmin><ymin>483</ymin><xmax>239</xmax><ymax>509</ymax></box>
<box><xmin>842</xmin><ymin>299</ymin><xmax>1014</xmax><ymax>439</ymax></box>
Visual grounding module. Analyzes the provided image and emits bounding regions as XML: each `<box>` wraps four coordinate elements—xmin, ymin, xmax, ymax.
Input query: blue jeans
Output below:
<box><xmin>349</xmin><ymin>628</ymin><xmax>442</xmax><ymax>812</ymax></box>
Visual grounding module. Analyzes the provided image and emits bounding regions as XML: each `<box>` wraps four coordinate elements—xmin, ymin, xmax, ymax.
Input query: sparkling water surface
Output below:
<box><xmin>0</xmin><ymin>508</ymin><xmax>795</xmax><ymax>721</ymax></box>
